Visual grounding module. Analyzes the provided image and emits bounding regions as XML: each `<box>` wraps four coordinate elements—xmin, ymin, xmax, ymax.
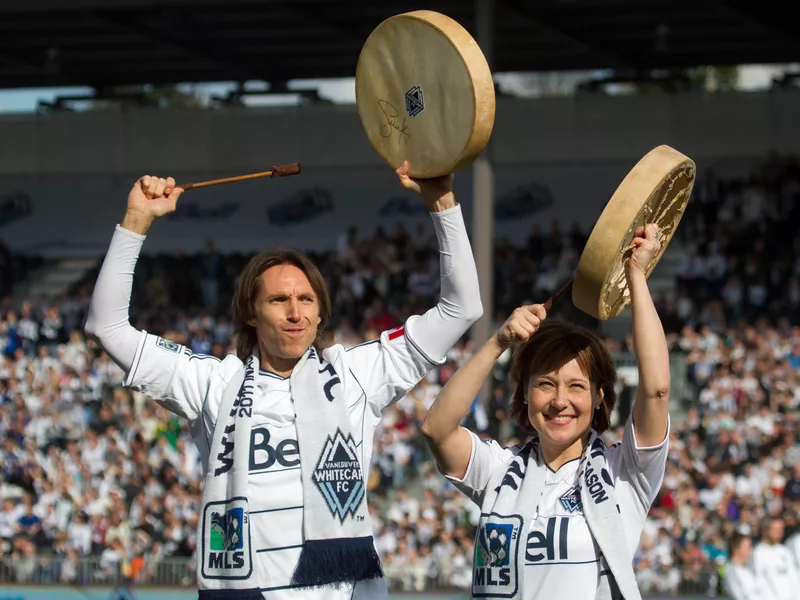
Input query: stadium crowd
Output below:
<box><xmin>0</xmin><ymin>153</ymin><xmax>798</xmax><ymax>596</ymax></box>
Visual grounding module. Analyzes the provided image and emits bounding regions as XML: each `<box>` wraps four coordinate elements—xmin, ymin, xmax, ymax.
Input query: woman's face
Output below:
<box><xmin>527</xmin><ymin>358</ymin><xmax>602</xmax><ymax>453</ymax></box>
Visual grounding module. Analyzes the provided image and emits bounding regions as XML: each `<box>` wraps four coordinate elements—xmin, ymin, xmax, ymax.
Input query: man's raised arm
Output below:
<box><xmin>395</xmin><ymin>161</ymin><xmax>483</xmax><ymax>362</ymax></box>
<box><xmin>84</xmin><ymin>176</ymin><xmax>184</xmax><ymax>370</ymax></box>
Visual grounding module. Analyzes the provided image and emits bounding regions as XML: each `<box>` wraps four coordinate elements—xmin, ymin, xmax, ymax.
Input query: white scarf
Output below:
<box><xmin>473</xmin><ymin>431</ymin><xmax>640</xmax><ymax>600</ymax></box>
<box><xmin>196</xmin><ymin>347</ymin><xmax>382</xmax><ymax>598</ymax></box>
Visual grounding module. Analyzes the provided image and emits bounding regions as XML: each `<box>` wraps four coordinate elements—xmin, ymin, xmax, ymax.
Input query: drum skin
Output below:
<box><xmin>355</xmin><ymin>10</ymin><xmax>495</xmax><ymax>179</ymax></box>
<box><xmin>573</xmin><ymin>145</ymin><xmax>696</xmax><ymax>320</ymax></box>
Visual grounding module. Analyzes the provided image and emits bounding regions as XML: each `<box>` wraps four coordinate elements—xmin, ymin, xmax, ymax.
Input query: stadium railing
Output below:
<box><xmin>0</xmin><ymin>555</ymin><xmax>729</xmax><ymax>597</ymax></box>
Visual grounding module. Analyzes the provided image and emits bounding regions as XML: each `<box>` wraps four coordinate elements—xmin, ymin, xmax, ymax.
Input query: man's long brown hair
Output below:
<box><xmin>231</xmin><ymin>249</ymin><xmax>332</xmax><ymax>360</ymax></box>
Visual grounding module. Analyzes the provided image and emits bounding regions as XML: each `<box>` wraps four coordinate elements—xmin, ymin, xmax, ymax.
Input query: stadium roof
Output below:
<box><xmin>0</xmin><ymin>0</ymin><xmax>797</xmax><ymax>90</ymax></box>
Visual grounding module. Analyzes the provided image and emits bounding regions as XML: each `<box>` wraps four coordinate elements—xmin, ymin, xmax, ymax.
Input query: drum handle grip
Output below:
<box><xmin>543</xmin><ymin>277</ymin><xmax>574</xmax><ymax>311</ymax></box>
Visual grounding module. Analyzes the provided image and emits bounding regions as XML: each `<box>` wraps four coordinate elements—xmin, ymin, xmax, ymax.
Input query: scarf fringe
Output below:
<box><xmin>291</xmin><ymin>537</ymin><xmax>384</xmax><ymax>588</ymax></box>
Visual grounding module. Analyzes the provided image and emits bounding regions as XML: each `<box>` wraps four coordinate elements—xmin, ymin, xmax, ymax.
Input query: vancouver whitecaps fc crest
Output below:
<box><xmin>313</xmin><ymin>429</ymin><xmax>365</xmax><ymax>522</ymax></box>
<box><xmin>560</xmin><ymin>486</ymin><xmax>582</xmax><ymax>513</ymax></box>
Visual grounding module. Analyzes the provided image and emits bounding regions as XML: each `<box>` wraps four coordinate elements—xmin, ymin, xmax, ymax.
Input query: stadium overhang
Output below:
<box><xmin>0</xmin><ymin>0</ymin><xmax>797</xmax><ymax>90</ymax></box>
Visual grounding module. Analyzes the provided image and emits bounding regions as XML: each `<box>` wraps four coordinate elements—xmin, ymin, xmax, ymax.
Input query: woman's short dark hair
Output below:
<box><xmin>509</xmin><ymin>319</ymin><xmax>617</xmax><ymax>434</ymax></box>
<box><xmin>231</xmin><ymin>249</ymin><xmax>332</xmax><ymax>360</ymax></box>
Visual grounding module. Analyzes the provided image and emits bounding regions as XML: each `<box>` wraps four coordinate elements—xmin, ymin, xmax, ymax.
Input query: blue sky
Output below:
<box><xmin>0</xmin><ymin>80</ymin><xmax>359</xmax><ymax>112</ymax></box>
<box><xmin>0</xmin><ymin>66</ymin><xmax>793</xmax><ymax>113</ymax></box>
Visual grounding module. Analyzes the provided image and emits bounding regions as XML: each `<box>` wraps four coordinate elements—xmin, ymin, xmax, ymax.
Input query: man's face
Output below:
<box><xmin>249</xmin><ymin>265</ymin><xmax>321</xmax><ymax>364</ymax></box>
<box><xmin>769</xmin><ymin>520</ymin><xmax>784</xmax><ymax>544</ymax></box>
<box><xmin>738</xmin><ymin>538</ymin><xmax>752</xmax><ymax>562</ymax></box>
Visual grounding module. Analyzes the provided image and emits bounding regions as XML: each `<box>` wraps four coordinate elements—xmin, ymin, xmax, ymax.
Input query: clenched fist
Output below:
<box><xmin>494</xmin><ymin>304</ymin><xmax>547</xmax><ymax>350</ymax></box>
<box><xmin>122</xmin><ymin>175</ymin><xmax>184</xmax><ymax>235</ymax></box>
<box><xmin>627</xmin><ymin>223</ymin><xmax>662</xmax><ymax>275</ymax></box>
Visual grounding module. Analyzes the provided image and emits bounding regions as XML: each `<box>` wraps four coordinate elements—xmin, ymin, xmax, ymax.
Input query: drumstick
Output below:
<box><xmin>543</xmin><ymin>277</ymin><xmax>574</xmax><ymax>311</ymax></box>
<box><xmin>176</xmin><ymin>163</ymin><xmax>301</xmax><ymax>191</ymax></box>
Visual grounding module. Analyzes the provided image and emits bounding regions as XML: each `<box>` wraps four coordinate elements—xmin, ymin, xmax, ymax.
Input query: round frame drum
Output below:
<box><xmin>355</xmin><ymin>10</ymin><xmax>495</xmax><ymax>179</ymax></box>
<box><xmin>573</xmin><ymin>145</ymin><xmax>696</xmax><ymax>320</ymax></box>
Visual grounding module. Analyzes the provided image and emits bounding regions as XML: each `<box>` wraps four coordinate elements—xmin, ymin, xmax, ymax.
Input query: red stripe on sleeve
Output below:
<box><xmin>388</xmin><ymin>326</ymin><xmax>405</xmax><ymax>341</ymax></box>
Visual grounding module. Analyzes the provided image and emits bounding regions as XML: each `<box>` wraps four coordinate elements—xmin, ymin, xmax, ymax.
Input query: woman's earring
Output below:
<box><xmin>524</xmin><ymin>400</ymin><xmax>528</xmax><ymax>405</ymax></box>
<box><xmin>595</xmin><ymin>405</ymin><xmax>600</xmax><ymax>411</ymax></box>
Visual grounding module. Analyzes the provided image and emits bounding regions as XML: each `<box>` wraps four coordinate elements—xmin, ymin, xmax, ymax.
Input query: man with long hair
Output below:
<box><xmin>85</xmin><ymin>162</ymin><xmax>481</xmax><ymax>600</ymax></box>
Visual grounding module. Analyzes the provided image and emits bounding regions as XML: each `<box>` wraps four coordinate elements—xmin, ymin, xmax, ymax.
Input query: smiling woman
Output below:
<box><xmin>421</xmin><ymin>225</ymin><xmax>671</xmax><ymax>600</ymax></box>
<box><xmin>508</xmin><ymin>320</ymin><xmax>617</xmax><ymax>471</ymax></box>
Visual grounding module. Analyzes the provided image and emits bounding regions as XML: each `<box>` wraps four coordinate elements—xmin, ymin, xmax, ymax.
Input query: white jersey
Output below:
<box><xmin>448</xmin><ymin>416</ymin><xmax>668</xmax><ymax>600</ymax></box>
<box><xmin>787</xmin><ymin>532</ymin><xmax>800</xmax><ymax>570</ymax></box>
<box><xmin>723</xmin><ymin>562</ymin><xmax>775</xmax><ymax>600</ymax></box>
<box><xmin>751</xmin><ymin>541</ymin><xmax>800</xmax><ymax>600</ymax></box>
<box><xmin>124</xmin><ymin>323</ymin><xmax>438</xmax><ymax>600</ymax></box>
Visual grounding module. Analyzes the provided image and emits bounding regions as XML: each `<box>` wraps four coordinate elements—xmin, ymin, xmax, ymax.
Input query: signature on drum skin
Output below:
<box><xmin>378</xmin><ymin>100</ymin><xmax>410</xmax><ymax>145</ymax></box>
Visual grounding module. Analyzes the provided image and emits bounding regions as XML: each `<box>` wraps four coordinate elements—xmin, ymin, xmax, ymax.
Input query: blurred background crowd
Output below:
<box><xmin>0</xmin><ymin>153</ymin><xmax>799</xmax><ymax>595</ymax></box>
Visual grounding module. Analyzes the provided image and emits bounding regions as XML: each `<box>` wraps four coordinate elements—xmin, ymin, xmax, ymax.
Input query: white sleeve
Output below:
<box><xmin>788</xmin><ymin>535</ymin><xmax>800</xmax><ymax>569</ymax></box>
<box><xmin>346</xmin><ymin>205</ymin><xmax>481</xmax><ymax>411</ymax></box>
<box><xmin>615</xmin><ymin>413</ymin><xmax>670</xmax><ymax>508</ymax></box>
<box><xmin>123</xmin><ymin>333</ymin><xmax>224</xmax><ymax>424</ymax></box>
<box><xmin>345</xmin><ymin>323</ymin><xmax>441</xmax><ymax>411</ymax></box>
<box><xmin>84</xmin><ymin>225</ymin><xmax>147</xmax><ymax>370</ymax></box>
<box><xmin>441</xmin><ymin>429</ymin><xmax>517</xmax><ymax>507</ymax></box>
<box><xmin>402</xmin><ymin>204</ymin><xmax>482</xmax><ymax>362</ymax></box>
<box><xmin>84</xmin><ymin>225</ymin><xmax>221</xmax><ymax>425</ymax></box>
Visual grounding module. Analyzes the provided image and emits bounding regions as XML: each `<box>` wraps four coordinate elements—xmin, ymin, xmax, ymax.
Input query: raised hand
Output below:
<box><xmin>495</xmin><ymin>304</ymin><xmax>547</xmax><ymax>350</ymax></box>
<box><xmin>123</xmin><ymin>175</ymin><xmax>184</xmax><ymax>235</ymax></box>
<box><xmin>395</xmin><ymin>160</ymin><xmax>455</xmax><ymax>212</ymax></box>
<box><xmin>628</xmin><ymin>223</ymin><xmax>662</xmax><ymax>275</ymax></box>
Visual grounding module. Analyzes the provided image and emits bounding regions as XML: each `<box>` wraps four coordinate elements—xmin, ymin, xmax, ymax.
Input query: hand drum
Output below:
<box><xmin>355</xmin><ymin>10</ymin><xmax>495</xmax><ymax>179</ymax></box>
<box><xmin>572</xmin><ymin>145</ymin><xmax>696</xmax><ymax>320</ymax></box>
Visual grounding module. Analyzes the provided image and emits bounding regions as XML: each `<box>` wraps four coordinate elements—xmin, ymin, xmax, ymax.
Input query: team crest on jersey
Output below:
<box><xmin>155</xmin><ymin>337</ymin><xmax>181</xmax><ymax>353</ymax></box>
<box><xmin>560</xmin><ymin>486</ymin><xmax>582</xmax><ymax>513</ymax></box>
<box><xmin>473</xmin><ymin>513</ymin><xmax>522</xmax><ymax>599</ymax></box>
<box><xmin>201</xmin><ymin>498</ymin><xmax>252</xmax><ymax>580</ymax></box>
<box><xmin>312</xmin><ymin>429</ymin><xmax>364</xmax><ymax>522</ymax></box>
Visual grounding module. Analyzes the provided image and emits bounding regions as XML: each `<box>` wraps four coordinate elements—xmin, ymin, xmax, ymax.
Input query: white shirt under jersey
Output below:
<box><xmin>723</xmin><ymin>562</ymin><xmax>775</xmax><ymax>600</ymax></box>
<box><xmin>447</xmin><ymin>416</ymin><xmax>668</xmax><ymax>600</ymax></box>
<box><xmin>751</xmin><ymin>541</ymin><xmax>800</xmax><ymax>600</ymax></box>
<box><xmin>125</xmin><ymin>324</ymin><xmax>436</xmax><ymax>598</ymax></box>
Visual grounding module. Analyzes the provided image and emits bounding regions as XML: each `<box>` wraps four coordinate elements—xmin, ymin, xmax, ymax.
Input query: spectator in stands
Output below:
<box><xmin>722</xmin><ymin>532</ymin><xmax>768</xmax><ymax>600</ymax></box>
<box><xmin>751</xmin><ymin>517</ymin><xmax>800</xmax><ymax>600</ymax></box>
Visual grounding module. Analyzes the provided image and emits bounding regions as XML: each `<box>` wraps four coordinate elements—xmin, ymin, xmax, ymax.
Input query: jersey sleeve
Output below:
<box><xmin>614</xmin><ymin>413</ymin><xmax>670</xmax><ymax>508</ymax></box>
<box><xmin>442</xmin><ymin>429</ymin><xmax>517</xmax><ymax>507</ymax></box>
<box><xmin>345</xmin><ymin>317</ymin><xmax>443</xmax><ymax>411</ymax></box>
<box><xmin>123</xmin><ymin>331</ymin><xmax>223</xmax><ymax>424</ymax></box>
